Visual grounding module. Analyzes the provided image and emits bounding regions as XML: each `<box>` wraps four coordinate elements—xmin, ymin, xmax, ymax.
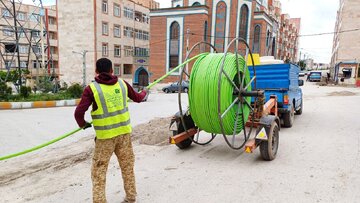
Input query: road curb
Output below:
<box><xmin>0</xmin><ymin>99</ymin><xmax>81</xmax><ymax>110</ymax></box>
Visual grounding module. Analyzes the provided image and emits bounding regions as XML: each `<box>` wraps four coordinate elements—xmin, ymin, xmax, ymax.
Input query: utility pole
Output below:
<box><xmin>73</xmin><ymin>50</ymin><xmax>88</xmax><ymax>87</ymax></box>
<box><xmin>40</xmin><ymin>10</ymin><xmax>46</xmax><ymax>78</ymax></box>
<box><xmin>185</xmin><ymin>28</ymin><xmax>190</xmax><ymax>81</ymax></box>
<box><xmin>12</xmin><ymin>0</ymin><xmax>22</xmax><ymax>87</ymax></box>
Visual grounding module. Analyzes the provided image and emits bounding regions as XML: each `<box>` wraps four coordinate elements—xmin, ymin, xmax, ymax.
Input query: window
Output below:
<box><xmin>135</xmin><ymin>29</ymin><xmax>141</xmax><ymax>39</ymax></box>
<box><xmin>5</xmin><ymin>44</ymin><xmax>17</xmax><ymax>53</ymax></box>
<box><xmin>3</xmin><ymin>27</ymin><xmax>13</xmax><ymax>36</ymax></box>
<box><xmin>114</xmin><ymin>64</ymin><xmax>121</xmax><ymax>75</ymax></box>
<box><xmin>20</xmin><ymin>61</ymin><xmax>27</xmax><ymax>68</ymax></box>
<box><xmin>135</xmin><ymin>11</ymin><xmax>142</xmax><ymax>22</ymax></box>
<box><xmin>134</xmin><ymin>47</ymin><xmax>149</xmax><ymax>57</ymax></box>
<box><xmin>18</xmin><ymin>28</ymin><xmax>26</xmax><ymax>38</ymax></box>
<box><xmin>123</xmin><ymin>64</ymin><xmax>132</xmax><ymax>75</ymax></box>
<box><xmin>32</xmin><ymin>60</ymin><xmax>40</xmax><ymax>68</ymax></box>
<box><xmin>114</xmin><ymin>25</ymin><xmax>121</xmax><ymax>37</ymax></box>
<box><xmin>114</xmin><ymin>3</ymin><xmax>121</xmax><ymax>17</ymax></box>
<box><xmin>253</xmin><ymin>25</ymin><xmax>261</xmax><ymax>53</ymax></box>
<box><xmin>114</xmin><ymin>45</ymin><xmax>121</xmax><ymax>57</ymax></box>
<box><xmin>102</xmin><ymin>22</ymin><xmax>108</xmax><ymax>35</ymax></box>
<box><xmin>17</xmin><ymin>12</ymin><xmax>26</xmax><ymax>21</ymax></box>
<box><xmin>124</xmin><ymin>46</ymin><xmax>133</xmax><ymax>57</ymax></box>
<box><xmin>30</xmin><ymin>13</ymin><xmax>40</xmax><ymax>22</ymax></box>
<box><xmin>169</xmin><ymin>21</ymin><xmax>180</xmax><ymax>71</ymax></box>
<box><xmin>124</xmin><ymin>26</ymin><xmax>133</xmax><ymax>38</ymax></box>
<box><xmin>266</xmin><ymin>30</ymin><xmax>271</xmax><ymax>47</ymax></box>
<box><xmin>32</xmin><ymin>45</ymin><xmax>41</xmax><ymax>55</ymax></box>
<box><xmin>31</xmin><ymin>30</ymin><xmax>40</xmax><ymax>38</ymax></box>
<box><xmin>214</xmin><ymin>1</ymin><xmax>227</xmax><ymax>52</ymax></box>
<box><xmin>143</xmin><ymin>31</ymin><xmax>149</xmax><ymax>40</ymax></box>
<box><xmin>2</xmin><ymin>8</ymin><xmax>11</xmax><ymax>18</ymax></box>
<box><xmin>49</xmin><ymin>32</ymin><xmax>57</xmax><ymax>39</ymax></box>
<box><xmin>102</xmin><ymin>0</ymin><xmax>108</xmax><ymax>13</ymax></box>
<box><xmin>134</xmin><ymin>29</ymin><xmax>149</xmax><ymax>40</ymax></box>
<box><xmin>48</xmin><ymin>17</ymin><xmax>56</xmax><ymax>25</ymax></box>
<box><xmin>124</xmin><ymin>7</ymin><xmax>134</xmax><ymax>19</ymax></box>
<box><xmin>19</xmin><ymin>45</ymin><xmax>29</xmax><ymax>54</ymax></box>
<box><xmin>102</xmin><ymin>43</ymin><xmax>108</xmax><ymax>56</ymax></box>
<box><xmin>50</xmin><ymin>46</ymin><xmax>56</xmax><ymax>54</ymax></box>
<box><xmin>239</xmin><ymin>4</ymin><xmax>249</xmax><ymax>40</ymax></box>
<box><xmin>342</xmin><ymin>68</ymin><xmax>352</xmax><ymax>79</ymax></box>
<box><xmin>204</xmin><ymin>21</ymin><xmax>208</xmax><ymax>42</ymax></box>
<box><xmin>5</xmin><ymin>61</ymin><xmax>15</xmax><ymax>69</ymax></box>
<box><xmin>142</xmin><ymin>13</ymin><xmax>149</xmax><ymax>24</ymax></box>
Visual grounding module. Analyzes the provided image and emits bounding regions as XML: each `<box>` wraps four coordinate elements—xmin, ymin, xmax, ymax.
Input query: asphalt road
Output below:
<box><xmin>1</xmin><ymin>82</ymin><xmax>360</xmax><ymax>203</ymax></box>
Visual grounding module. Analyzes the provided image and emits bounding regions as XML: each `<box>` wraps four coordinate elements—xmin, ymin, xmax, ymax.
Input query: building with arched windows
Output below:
<box><xmin>149</xmin><ymin>0</ymin><xmax>300</xmax><ymax>83</ymax></box>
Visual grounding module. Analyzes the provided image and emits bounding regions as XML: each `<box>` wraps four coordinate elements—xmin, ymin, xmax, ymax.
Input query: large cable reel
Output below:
<box><xmin>178</xmin><ymin>38</ymin><xmax>258</xmax><ymax>150</ymax></box>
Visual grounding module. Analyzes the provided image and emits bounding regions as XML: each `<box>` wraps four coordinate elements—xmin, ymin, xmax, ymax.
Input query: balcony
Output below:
<box><xmin>48</xmin><ymin>24</ymin><xmax>57</xmax><ymax>32</ymax></box>
<box><xmin>49</xmin><ymin>39</ymin><xmax>58</xmax><ymax>46</ymax></box>
<box><xmin>50</xmin><ymin>54</ymin><xmax>59</xmax><ymax>60</ymax></box>
<box><xmin>46</xmin><ymin>7</ymin><xmax>57</xmax><ymax>16</ymax></box>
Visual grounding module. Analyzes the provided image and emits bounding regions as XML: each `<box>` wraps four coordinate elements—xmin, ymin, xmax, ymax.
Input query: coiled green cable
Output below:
<box><xmin>189</xmin><ymin>53</ymin><xmax>251</xmax><ymax>135</ymax></box>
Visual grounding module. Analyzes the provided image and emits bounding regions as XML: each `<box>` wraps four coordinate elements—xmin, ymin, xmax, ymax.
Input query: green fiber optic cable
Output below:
<box><xmin>0</xmin><ymin>54</ymin><xmax>206</xmax><ymax>161</ymax></box>
<box><xmin>189</xmin><ymin>53</ymin><xmax>251</xmax><ymax>135</ymax></box>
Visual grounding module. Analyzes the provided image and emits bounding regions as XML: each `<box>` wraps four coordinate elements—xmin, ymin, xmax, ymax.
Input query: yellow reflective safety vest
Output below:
<box><xmin>89</xmin><ymin>80</ymin><xmax>131</xmax><ymax>139</ymax></box>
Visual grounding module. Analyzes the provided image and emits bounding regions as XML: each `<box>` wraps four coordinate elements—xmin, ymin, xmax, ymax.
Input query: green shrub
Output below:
<box><xmin>0</xmin><ymin>81</ymin><xmax>12</xmax><ymax>101</ymax></box>
<box><xmin>20</xmin><ymin>86</ymin><xmax>31</xmax><ymax>98</ymax></box>
<box><xmin>66</xmin><ymin>83</ymin><xmax>83</xmax><ymax>98</ymax></box>
<box><xmin>60</xmin><ymin>81</ymin><xmax>68</xmax><ymax>91</ymax></box>
<box><xmin>36</xmin><ymin>77</ymin><xmax>54</xmax><ymax>93</ymax></box>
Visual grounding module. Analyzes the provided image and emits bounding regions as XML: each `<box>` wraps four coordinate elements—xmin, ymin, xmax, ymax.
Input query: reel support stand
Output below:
<box><xmin>171</xmin><ymin>39</ymin><xmax>280</xmax><ymax>161</ymax></box>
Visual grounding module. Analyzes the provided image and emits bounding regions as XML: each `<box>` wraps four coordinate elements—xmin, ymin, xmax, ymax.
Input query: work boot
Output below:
<box><xmin>121</xmin><ymin>197</ymin><xmax>136</xmax><ymax>203</ymax></box>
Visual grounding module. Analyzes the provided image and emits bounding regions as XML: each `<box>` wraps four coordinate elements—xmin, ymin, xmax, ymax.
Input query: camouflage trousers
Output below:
<box><xmin>91</xmin><ymin>134</ymin><xmax>136</xmax><ymax>203</ymax></box>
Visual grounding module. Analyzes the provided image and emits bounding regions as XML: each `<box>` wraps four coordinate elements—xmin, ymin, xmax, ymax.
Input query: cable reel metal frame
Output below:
<box><xmin>217</xmin><ymin>37</ymin><xmax>257</xmax><ymax>150</ymax></box>
<box><xmin>178</xmin><ymin>41</ymin><xmax>218</xmax><ymax>145</ymax></box>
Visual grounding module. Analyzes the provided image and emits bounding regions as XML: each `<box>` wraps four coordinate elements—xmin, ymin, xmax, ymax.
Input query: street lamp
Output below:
<box><xmin>72</xmin><ymin>50</ymin><xmax>88</xmax><ymax>87</ymax></box>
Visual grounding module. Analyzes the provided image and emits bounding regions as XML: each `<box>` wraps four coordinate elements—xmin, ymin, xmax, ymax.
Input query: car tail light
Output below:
<box><xmin>284</xmin><ymin>95</ymin><xmax>289</xmax><ymax>105</ymax></box>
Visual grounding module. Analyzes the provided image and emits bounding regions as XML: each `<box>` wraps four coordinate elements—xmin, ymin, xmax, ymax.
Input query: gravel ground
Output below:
<box><xmin>1</xmin><ymin>81</ymin><xmax>360</xmax><ymax>203</ymax></box>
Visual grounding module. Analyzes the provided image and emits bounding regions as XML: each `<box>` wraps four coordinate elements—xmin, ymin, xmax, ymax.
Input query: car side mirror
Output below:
<box><xmin>299</xmin><ymin>80</ymin><xmax>304</xmax><ymax>86</ymax></box>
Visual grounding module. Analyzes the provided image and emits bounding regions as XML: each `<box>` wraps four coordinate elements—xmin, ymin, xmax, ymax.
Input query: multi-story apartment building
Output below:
<box><xmin>276</xmin><ymin>14</ymin><xmax>300</xmax><ymax>62</ymax></box>
<box><xmin>149</xmin><ymin>0</ymin><xmax>300</xmax><ymax>83</ymax></box>
<box><xmin>0</xmin><ymin>2</ymin><xmax>59</xmax><ymax>82</ymax></box>
<box><xmin>331</xmin><ymin>0</ymin><xmax>360</xmax><ymax>86</ymax></box>
<box><xmin>57</xmin><ymin>0</ymin><xmax>159</xmax><ymax>86</ymax></box>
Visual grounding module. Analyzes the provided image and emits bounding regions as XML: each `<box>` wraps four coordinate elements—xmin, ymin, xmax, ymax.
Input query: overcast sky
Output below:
<box><xmin>25</xmin><ymin>0</ymin><xmax>339</xmax><ymax>63</ymax></box>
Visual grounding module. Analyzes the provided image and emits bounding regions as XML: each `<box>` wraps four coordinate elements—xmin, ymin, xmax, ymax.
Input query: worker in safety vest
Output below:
<box><xmin>74</xmin><ymin>58</ymin><xmax>148</xmax><ymax>203</ymax></box>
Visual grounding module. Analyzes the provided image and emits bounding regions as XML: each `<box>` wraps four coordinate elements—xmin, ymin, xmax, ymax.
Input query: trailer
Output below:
<box><xmin>168</xmin><ymin>39</ymin><xmax>304</xmax><ymax>161</ymax></box>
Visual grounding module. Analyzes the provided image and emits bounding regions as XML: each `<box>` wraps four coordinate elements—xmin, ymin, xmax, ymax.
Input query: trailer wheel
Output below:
<box><xmin>173</xmin><ymin>116</ymin><xmax>195</xmax><ymax>149</ymax></box>
<box><xmin>295</xmin><ymin>99</ymin><xmax>303</xmax><ymax>115</ymax></box>
<box><xmin>282</xmin><ymin>104</ymin><xmax>294</xmax><ymax>128</ymax></box>
<box><xmin>260</xmin><ymin>122</ymin><xmax>279</xmax><ymax>161</ymax></box>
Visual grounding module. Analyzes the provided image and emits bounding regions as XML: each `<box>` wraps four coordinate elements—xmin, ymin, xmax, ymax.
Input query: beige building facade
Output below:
<box><xmin>331</xmin><ymin>0</ymin><xmax>360</xmax><ymax>86</ymax></box>
<box><xmin>57</xmin><ymin>0</ymin><xmax>159</xmax><ymax>86</ymax></box>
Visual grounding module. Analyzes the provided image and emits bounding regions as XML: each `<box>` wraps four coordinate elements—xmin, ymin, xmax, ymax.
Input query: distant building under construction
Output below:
<box><xmin>0</xmin><ymin>1</ymin><xmax>58</xmax><ymax>85</ymax></box>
